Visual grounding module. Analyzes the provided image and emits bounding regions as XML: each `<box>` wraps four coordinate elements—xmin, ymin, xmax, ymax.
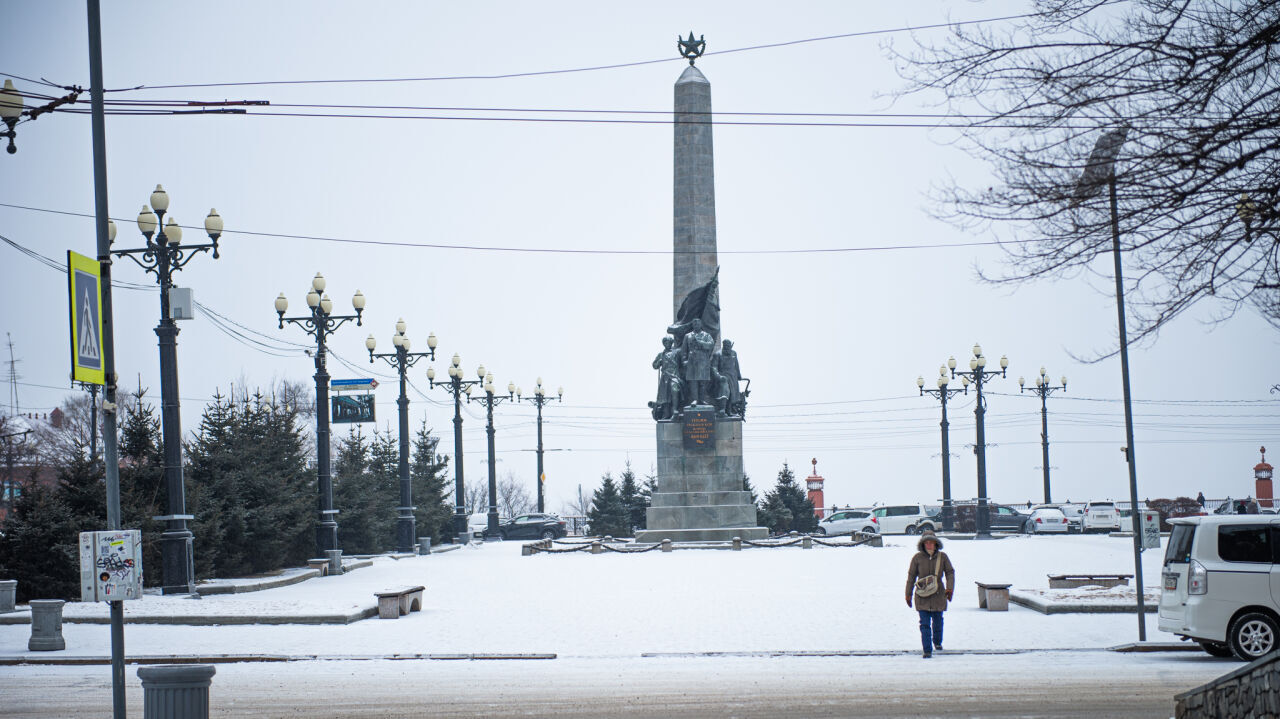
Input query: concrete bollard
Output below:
<box><xmin>325</xmin><ymin>549</ymin><xmax>343</xmax><ymax>576</ymax></box>
<box><xmin>661</xmin><ymin>539</ymin><xmax>672</xmax><ymax>553</ymax></box>
<box><xmin>0</xmin><ymin>580</ymin><xmax>16</xmax><ymax>613</ymax></box>
<box><xmin>732</xmin><ymin>537</ymin><xmax>742</xmax><ymax>551</ymax></box>
<box><xmin>27</xmin><ymin>599</ymin><xmax>65</xmax><ymax>651</ymax></box>
<box><xmin>417</xmin><ymin>537</ymin><xmax>432</xmax><ymax>555</ymax></box>
<box><xmin>521</xmin><ymin>544</ymin><xmax>534</xmax><ymax>556</ymax></box>
<box><xmin>139</xmin><ymin>664</ymin><xmax>216</xmax><ymax>719</ymax></box>
<box><xmin>802</xmin><ymin>536</ymin><xmax>812</xmax><ymax>549</ymax></box>
<box><xmin>590</xmin><ymin>541</ymin><xmax>602</xmax><ymax>554</ymax></box>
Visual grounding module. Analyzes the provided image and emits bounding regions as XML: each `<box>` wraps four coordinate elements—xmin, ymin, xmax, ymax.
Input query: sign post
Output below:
<box><xmin>1141</xmin><ymin>511</ymin><xmax>1161</xmax><ymax>550</ymax></box>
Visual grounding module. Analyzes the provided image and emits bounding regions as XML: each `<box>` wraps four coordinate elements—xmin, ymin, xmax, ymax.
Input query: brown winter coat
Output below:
<box><xmin>905</xmin><ymin>538</ymin><xmax>955</xmax><ymax>613</ymax></box>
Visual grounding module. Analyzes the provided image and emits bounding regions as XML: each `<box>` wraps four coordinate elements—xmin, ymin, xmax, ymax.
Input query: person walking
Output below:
<box><xmin>906</xmin><ymin>530</ymin><xmax>955</xmax><ymax>658</ymax></box>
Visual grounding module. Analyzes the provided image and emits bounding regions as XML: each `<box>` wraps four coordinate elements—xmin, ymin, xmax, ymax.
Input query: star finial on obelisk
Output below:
<box><xmin>678</xmin><ymin>32</ymin><xmax>705</xmax><ymax>65</ymax></box>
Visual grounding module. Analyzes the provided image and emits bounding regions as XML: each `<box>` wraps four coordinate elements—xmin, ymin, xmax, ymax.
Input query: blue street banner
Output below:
<box><xmin>331</xmin><ymin>378</ymin><xmax>378</xmax><ymax>392</ymax></box>
<box><xmin>331</xmin><ymin>394</ymin><xmax>376</xmax><ymax>424</ymax></box>
<box><xmin>67</xmin><ymin>250</ymin><xmax>105</xmax><ymax>385</ymax></box>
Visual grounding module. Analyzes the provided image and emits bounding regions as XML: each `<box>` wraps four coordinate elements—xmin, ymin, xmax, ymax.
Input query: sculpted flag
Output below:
<box><xmin>668</xmin><ymin>267</ymin><xmax>720</xmax><ymax>339</ymax></box>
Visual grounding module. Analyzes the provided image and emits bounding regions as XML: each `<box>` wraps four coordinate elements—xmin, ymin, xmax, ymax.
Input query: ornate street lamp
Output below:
<box><xmin>110</xmin><ymin>185</ymin><xmax>223</xmax><ymax>595</ymax></box>
<box><xmin>917</xmin><ymin>367</ymin><xmax>967</xmax><ymax>532</ymax></box>
<box><xmin>949</xmin><ymin>344</ymin><xmax>1008</xmax><ymax>537</ymax></box>
<box><xmin>0</xmin><ymin>79</ymin><xmax>24</xmax><ymax>154</ymax></box>
<box><xmin>368</xmin><ymin>321</ymin><xmax>437</xmax><ymax>552</ymax></box>
<box><xmin>1019</xmin><ymin>368</ymin><xmax>1067</xmax><ymax>504</ymax></box>
<box><xmin>275</xmin><ymin>273</ymin><xmax>365</xmax><ymax>558</ymax></box>
<box><xmin>427</xmin><ymin>352</ymin><xmax>482</xmax><ymax>543</ymax></box>
<box><xmin>470</xmin><ymin>372</ymin><xmax>515</xmax><ymax>535</ymax></box>
<box><xmin>517</xmin><ymin>379</ymin><xmax>562</xmax><ymax>513</ymax></box>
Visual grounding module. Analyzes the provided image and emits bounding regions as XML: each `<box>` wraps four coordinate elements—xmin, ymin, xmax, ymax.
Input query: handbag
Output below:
<box><xmin>915</xmin><ymin>553</ymin><xmax>942</xmax><ymax>598</ymax></box>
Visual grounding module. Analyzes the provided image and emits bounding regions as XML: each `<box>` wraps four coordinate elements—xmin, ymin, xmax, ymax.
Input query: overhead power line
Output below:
<box><xmin>0</xmin><ymin>201</ymin><xmax>1037</xmax><ymax>256</ymax></box>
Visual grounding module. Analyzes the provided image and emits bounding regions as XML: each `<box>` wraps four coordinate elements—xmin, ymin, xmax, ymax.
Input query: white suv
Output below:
<box><xmin>871</xmin><ymin>504</ymin><xmax>941</xmax><ymax>534</ymax></box>
<box><xmin>816</xmin><ymin>509</ymin><xmax>879</xmax><ymax>536</ymax></box>
<box><xmin>1159</xmin><ymin>515</ymin><xmax>1280</xmax><ymax>660</ymax></box>
<box><xmin>1082</xmin><ymin>501</ymin><xmax>1122</xmax><ymax>533</ymax></box>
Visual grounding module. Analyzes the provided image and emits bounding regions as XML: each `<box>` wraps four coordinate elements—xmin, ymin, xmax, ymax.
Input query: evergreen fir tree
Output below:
<box><xmin>119</xmin><ymin>392</ymin><xmax>165</xmax><ymax>584</ymax></box>
<box><xmin>586</xmin><ymin>472</ymin><xmax>629</xmax><ymax>537</ymax></box>
<box><xmin>618</xmin><ymin>461</ymin><xmax>642</xmax><ymax>536</ymax></box>
<box><xmin>410</xmin><ymin>420</ymin><xmax>453</xmax><ymax>545</ymax></box>
<box><xmin>760</xmin><ymin>463</ymin><xmax>817</xmax><ymax>534</ymax></box>
<box><xmin>186</xmin><ymin>392</ymin><xmax>243</xmax><ymax>577</ymax></box>
<box><xmin>332</xmin><ymin>426</ymin><xmax>386</xmax><ymax>554</ymax></box>
<box><xmin>0</xmin><ymin>481</ymin><xmax>79</xmax><ymax>601</ymax></box>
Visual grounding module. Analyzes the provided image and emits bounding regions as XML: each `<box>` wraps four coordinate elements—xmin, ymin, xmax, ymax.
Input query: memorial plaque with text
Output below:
<box><xmin>683</xmin><ymin>409</ymin><xmax>715</xmax><ymax>450</ymax></box>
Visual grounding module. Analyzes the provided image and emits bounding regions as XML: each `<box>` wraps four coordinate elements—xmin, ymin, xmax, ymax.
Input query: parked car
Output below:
<box><xmin>1033</xmin><ymin>503</ymin><xmax>1083</xmax><ymax>533</ymax></box>
<box><xmin>1159</xmin><ymin>515</ymin><xmax>1280</xmax><ymax>660</ymax></box>
<box><xmin>871</xmin><ymin>504</ymin><xmax>942</xmax><ymax>534</ymax></box>
<box><xmin>1023</xmin><ymin>507</ymin><xmax>1070</xmax><ymax>534</ymax></box>
<box><xmin>1083</xmin><ymin>501</ymin><xmax>1122</xmax><ymax>533</ymax></box>
<box><xmin>816</xmin><ymin>509</ymin><xmax>879</xmax><ymax>535</ymax></box>
<box><xmin>485</xmin><ymin>513</ymin><xmax>568</xmax><ymax>541</ymax></box>
<box><xmin>467</xmin><ymin>513</ymin><xmax>491</xmax><ymax>539</ymax></box>
<box><xmin>950</xmin><ymin>503</ymin><xmax>1027</xmax><ymax>533</ymax></box>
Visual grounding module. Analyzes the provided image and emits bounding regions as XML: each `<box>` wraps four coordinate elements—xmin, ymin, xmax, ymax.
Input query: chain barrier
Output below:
<box><xmin>527</xmin><ymin>543</ymin><xmax>593</xmax><ymax>554</ymax></box>
<box><xmin>531</xmin><ymin>532</ymin><xmax>879</xmax><ymax>554</ymax></box>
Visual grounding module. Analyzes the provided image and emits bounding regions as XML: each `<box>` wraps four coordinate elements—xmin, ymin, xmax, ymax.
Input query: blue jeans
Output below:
<box><xmin>918</xmin><ymin>610</ymin><xmax>943</xmax><ymax>652</ymax></box>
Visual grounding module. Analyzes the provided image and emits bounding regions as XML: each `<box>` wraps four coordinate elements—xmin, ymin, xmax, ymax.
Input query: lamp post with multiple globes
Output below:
<box><xmin>917</xmin><ymin>367</ymin><xmax>968</xmax><ymax>532</ymax></box>
<box><xmin>1019</xmin><ymin>368</ymin><xmax>1067</xmax><ymax>504</ymax></box>
<box><xmin>427</xmin><ymin>354</ymin><xmax>483</xmax><ymax>543</ymax></box>
<box><xmin>367</xmin><ymin>320</ymin><xmax>437</xmax><ymax>552</ymax></box>
<box><xmin>110</xmin><ymin>184</ymin><xmax>223</xmax><ymax>595</ymax></box>
<box><xmin>948</xmin><ymin>344</ymin><xmax>1008</xmax><ymax>537</ymax></box>
<box><xmin>470</xmin><ymin>374</ymin><xmax>516</xmax><ymax>535</ymax></box>
<box><xmin>517</xmin><ymin>379</ymin><xmax>562</xmax><ymax>513</ymax></box>
<box><xmin>275</xmin><ymin>273</ymin><xmax>365</xmax><ymax>557</ymax></box>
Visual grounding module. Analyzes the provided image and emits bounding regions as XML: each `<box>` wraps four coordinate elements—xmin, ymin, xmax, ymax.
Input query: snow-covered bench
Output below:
<box><xmin>307</xmin><ymin>559</ymin><xmax>330</xmax><ymax>576</ymax></box>
<box><xmin>1047</xmin><ymin>574</ymin><xmax>1131</xmax><ymax>589</ymax></box>
<box><xmin>975</xmin><ymin>582</ymin><xmax>1011</xmax><ymax>611</ymax></box>
<box><xmin>376</xmin><ymin>585</ymin><xmax>425</xmax><ymax>619</ymax></box>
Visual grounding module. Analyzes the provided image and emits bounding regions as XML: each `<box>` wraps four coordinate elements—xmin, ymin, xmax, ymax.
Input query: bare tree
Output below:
<box><xmin>464</xmin><ymin>480</ymin><xmax>487</xmax><ymax>516</ymax></box>
<box><xmin>892</xmin><ymin>0</ymin><xmax>1280</xmax><ymax>350</ymax></box>
<box><xmin>497</xmin><ymin>471</ymin><xmax>534</xmax><ymax>517</ymax></box>
<box><xmin>560</xmin><ymin>483</ymin><xmax>592</xmax><ymax>518</ymax></box>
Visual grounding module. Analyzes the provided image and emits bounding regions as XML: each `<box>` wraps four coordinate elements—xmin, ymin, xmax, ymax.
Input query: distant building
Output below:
<box><xmin>805</xmin><ymin>458</ymin><xmax>825</xmax><ymax>519</ymax></box>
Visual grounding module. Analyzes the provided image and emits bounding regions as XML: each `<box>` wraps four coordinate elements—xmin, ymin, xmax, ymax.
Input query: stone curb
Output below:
<box><xmin>0</xmin><ymin>652</ymin><xmax>556</xmax><ymax>666</ymax></box>
<box><xmin>0</xmin><ymin>605</ymin><xmax>378</xmax><ymax>626</ymax></box>
<box><xmin>1009</xmin><ymin>589</ymin><xmax>1159</xmax><ymax>614</ymax></box>
<box><xmin>196</xmin><ymin>558</ymin><xmax>374</xmax><ymax>596</ymax></box>
<box><xmin>641</xmin><ymin>644</ymin><xmax>1198</xmax><ymax>658</ymax></box>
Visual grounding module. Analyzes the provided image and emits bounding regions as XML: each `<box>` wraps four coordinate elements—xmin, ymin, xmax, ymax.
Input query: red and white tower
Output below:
<box><xmin>1255</xmin><ymin>446</ymin><xmax>1274</xmax><ymax>509</ymax></box>
<box><xmin>806</xmin><ymin>458</ymin><xmax>826</xmax><ymax>519</ymax></box>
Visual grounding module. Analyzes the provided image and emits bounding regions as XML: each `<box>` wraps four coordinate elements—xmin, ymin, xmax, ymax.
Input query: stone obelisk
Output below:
<box><xmin>672</xmin><ymin>61</ymin><xmax>718</xmax><ymax>331</ymax></box>
<box><xmin>635</xmin><ymin>36</ymin><xmax>767</xmax><ymax>543</ymax></box>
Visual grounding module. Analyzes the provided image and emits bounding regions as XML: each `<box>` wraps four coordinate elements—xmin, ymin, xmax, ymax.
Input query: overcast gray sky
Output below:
<box><xmin>2</xmin><ymin>1</ymin><xmax>1276</xmax><ymax>515</ymax></box>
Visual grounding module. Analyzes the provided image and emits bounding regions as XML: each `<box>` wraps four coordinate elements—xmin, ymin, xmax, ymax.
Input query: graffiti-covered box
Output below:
<box><xmin>79</xmin><ymin>530</ymin><xmax>143</xmax><ymax>601</ymax></box>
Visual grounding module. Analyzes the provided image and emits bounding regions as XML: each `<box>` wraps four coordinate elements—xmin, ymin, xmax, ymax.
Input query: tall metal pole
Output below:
<box><xmin>973</xmin><ymin>368</ymin><xmax>991</xmax><ymax>536</ymax></box>
<box><xmin>535</xmin><ymin>401</ymin><xmax>545</xmax><ymax>514</ymax></box>
<box><xmin>85</xmin><ymin>1</ymin><xmax>126</xmax><ymax>713</ymax></box>
<box><xmin>395</xmin><ymin>348</ymin><xmax>414</xmax><ymax>552</ymax></box>
<box><xmin>313</xmin><ymin>328</ymin><xmax>337</xmax><ymax>555</ymax></box>
<box><xmin>88</xmin><ymin>384</ymin><xmax>99</xmax><ymax>462</ymax></box>
<box><xmin>1111</xmin><ymin>175</ymin><xmax>1146</xmax><ymax>640</ymax></box>
<box><xmin>154</xmin><ymin>243</ymin><xmax>194</xmax><ymax>595</ymax></box>
<box><xmin>452</xmin><ymin>383</ymin><xmax>466</xmax><ymax>542</ymax></box>
<box><xmin>1039</xmin><ymin>392</ymin><xmax>1052</xmax><ymax>504</ymax></box>
<box><xmin>484</xmin><ymin>396</ymin><xmax>498</xmax><ymax>534</ymax></box>
<box><xmin>939</xmin><ymin>391</ymin><xmax>953</xmax><ymax>531</ymax></box>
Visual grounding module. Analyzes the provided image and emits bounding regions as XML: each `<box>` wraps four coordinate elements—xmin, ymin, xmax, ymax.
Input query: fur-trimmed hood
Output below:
<box><xmin>916</xmin><ymin>532</ymin><xmax>943</xmax><ymax>552</ymax></box>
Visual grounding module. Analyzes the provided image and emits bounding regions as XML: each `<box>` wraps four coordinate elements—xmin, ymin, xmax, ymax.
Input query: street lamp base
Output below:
<box><xmin>316</xmin><ymin>520</ymin><xmax>339</xmax><ymax>556</ymax></box>
<box><xmin>159</xmin><ymin>530</ymin><xmax>195</xmax><ymax>595</ymax></box>
<box><xmin>396</xmin><ymin>515</ymin><xmax>417</xmax><ymax>554</ymax></box>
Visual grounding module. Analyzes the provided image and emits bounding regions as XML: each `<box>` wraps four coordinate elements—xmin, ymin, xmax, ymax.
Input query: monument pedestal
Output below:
<box><xmin>635</xmin><ymin>409</ymin><xmax>767</xmax><ymax>543</ymax></box>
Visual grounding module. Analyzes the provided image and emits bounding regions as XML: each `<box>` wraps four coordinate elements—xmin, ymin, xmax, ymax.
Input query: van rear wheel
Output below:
<box><xmin>905</xmin><ymin>525</ymin><xmax>918</xmax><ymax>535</ymax></box>
<box><xmin>1228</xmin><ymin>612</ymin><xmax>1280</xmax><ymax>661</ymax></box>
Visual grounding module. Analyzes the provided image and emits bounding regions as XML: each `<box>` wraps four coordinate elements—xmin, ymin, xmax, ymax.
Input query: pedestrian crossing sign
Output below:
<box><xmin>67</xmin><ymin>250</ymin><xmax>105</xmax><ymax>385</ymax></box>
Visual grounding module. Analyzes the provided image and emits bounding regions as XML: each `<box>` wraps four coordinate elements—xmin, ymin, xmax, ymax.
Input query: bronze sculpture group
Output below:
<box><xmin>650</xmin><ymin>318</ymin><xmax>748</xmax><ymax>421</ymax></box>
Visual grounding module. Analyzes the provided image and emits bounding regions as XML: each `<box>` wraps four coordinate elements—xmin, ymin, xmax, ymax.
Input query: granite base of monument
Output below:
<box><xmin>634</xmin><ymin>408</ymin><xmax>767</xmax><ymax>543</ymax></box>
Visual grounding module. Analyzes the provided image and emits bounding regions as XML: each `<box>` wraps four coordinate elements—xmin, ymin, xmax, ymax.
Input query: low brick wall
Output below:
<box><xmin>1176</xmin><ymin>651</ymin><xmax>1280</xmax><ymax>718</ymax></box>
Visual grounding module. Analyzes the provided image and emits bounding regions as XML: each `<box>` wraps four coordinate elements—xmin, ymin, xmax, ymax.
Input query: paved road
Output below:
<box><xmin>0</xmin><ymin>651</ymin><xmax>1230</xmax><ymax>718</ymax></box>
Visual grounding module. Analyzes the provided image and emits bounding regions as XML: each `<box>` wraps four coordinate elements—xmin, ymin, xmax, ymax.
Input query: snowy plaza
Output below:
<box><xmin>0</xmin><ymin>534</ymin><xmax>1239</xmax><ymax>717</ymax></box>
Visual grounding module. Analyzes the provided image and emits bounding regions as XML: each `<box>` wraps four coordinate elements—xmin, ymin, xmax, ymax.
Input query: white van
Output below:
<box><xmin>1159</xmin><ymin>515</ymin><xmax>1280</xmax><ymax>660</ymax></box>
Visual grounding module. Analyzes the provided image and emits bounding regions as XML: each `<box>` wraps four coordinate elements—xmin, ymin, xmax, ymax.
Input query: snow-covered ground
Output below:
<box><xmin>1</xmin><ymin>533</ymin><xmax>1178</xmax><ymax>658</ymax></box>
